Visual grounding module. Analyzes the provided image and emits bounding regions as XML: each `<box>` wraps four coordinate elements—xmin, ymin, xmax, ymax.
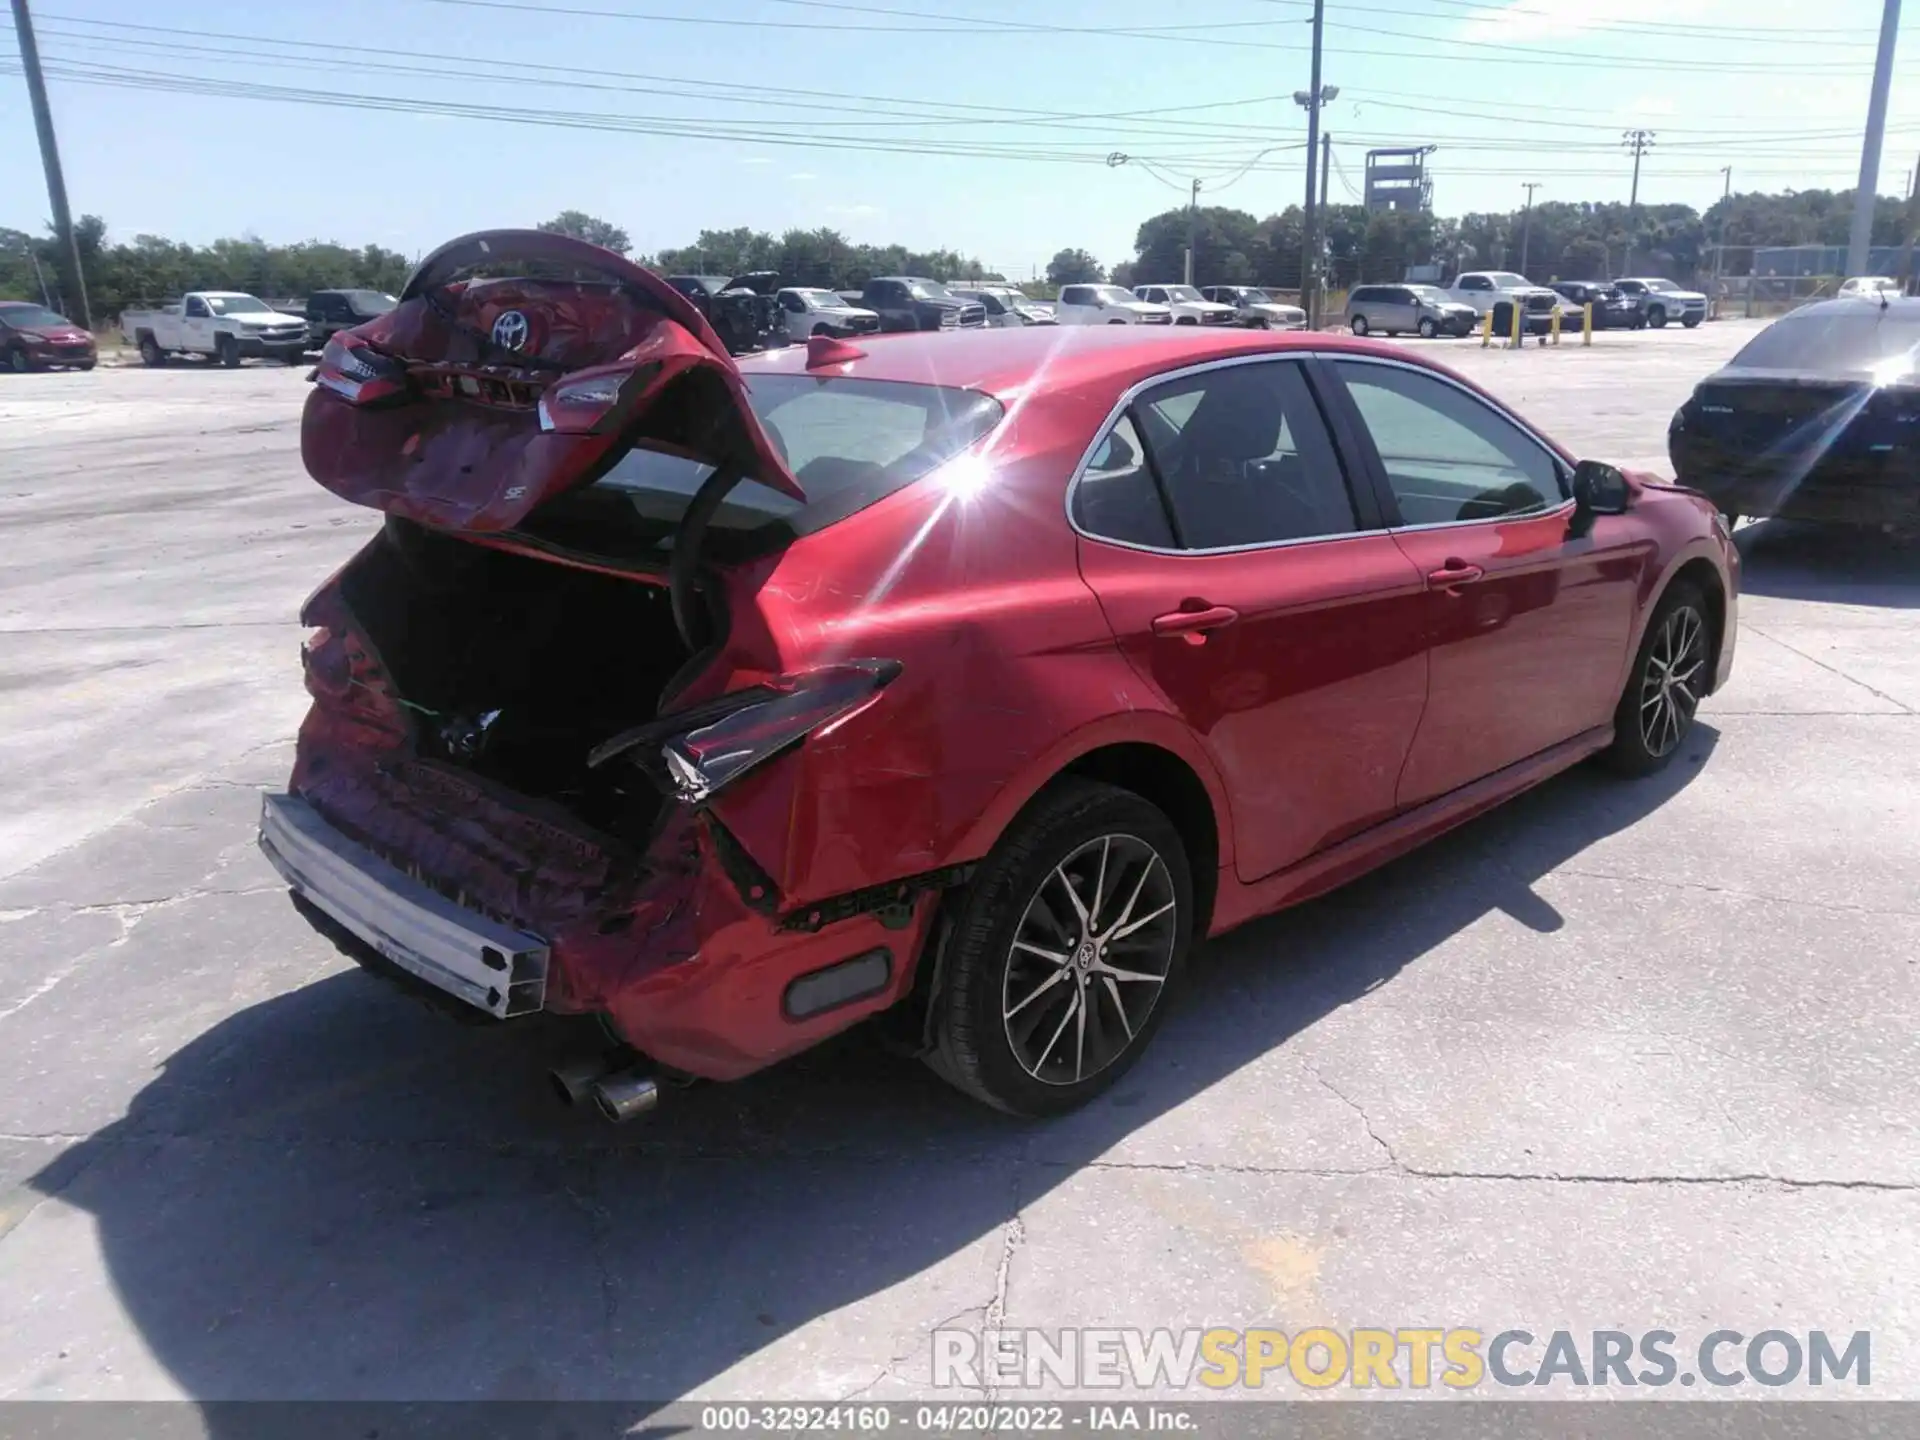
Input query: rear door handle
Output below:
<box><xmin>1151</xmin><ymin>604</ymin><xmax>1240</xmax><ymax>640</ymax></box>
<box><xmin>1427</xmin><ymin>560</ymin><xmax>1485</xmax><ymax>589</ymax></box>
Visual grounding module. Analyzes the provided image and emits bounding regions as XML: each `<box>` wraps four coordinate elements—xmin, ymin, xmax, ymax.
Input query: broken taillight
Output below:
<box><xmin>536</xmin><ymin>359</ymin><xmax>665</xmax><ymax>435</ymax></box>
<box><xmin>588</xmin><ymin>660</ymin><xmax>901</xmax><ymax>803</ymax></box>
<box><xmin>314</xmin><ymin>332</ymin><xmax>409</xmax><ymax>406</ymax></box>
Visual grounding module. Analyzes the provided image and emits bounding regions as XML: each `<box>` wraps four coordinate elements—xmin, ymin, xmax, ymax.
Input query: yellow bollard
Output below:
<box><xmin>1481</xmin><ymin>309</ymin><xmax>1493</xmax><ymax>348</ymax></box>
<box><xmin>1583</xmin><ymin>302</ymin><xmax>1594</xmax><ymax>347</ymax></box>
<box><xmin>1509</xmin><ymin>301</ymin><xmax>1522</xmax><ymax>349</ymax></box>
<box><xmin>1550</xmin><ymin>308</ymin><xmax>1562</xmax><ymax>346</ymax></box>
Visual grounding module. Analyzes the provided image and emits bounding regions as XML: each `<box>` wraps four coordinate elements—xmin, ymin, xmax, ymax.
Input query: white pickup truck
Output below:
<box><xmin>1447</xmin><ymin>271</ymin><xmax>1564</xmax><ymax>334</ymax></box>
<box><xmin>121</xmin><ymin>291</ymin><xmax>311</xmax><ymax>367</ymax></box>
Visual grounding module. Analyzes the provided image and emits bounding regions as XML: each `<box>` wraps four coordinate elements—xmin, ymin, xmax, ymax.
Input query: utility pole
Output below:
<box><xmin>1296</xmin><ymin>0</ymin><xmax>1330</xmax><ymax>328</ymax></box>
<box><xmin>1623</xmin><ymin>129</ymin><xmax>1654</xmax><ymax>212</ymax></box>
<box><xmin>1185</xmin><ymin>177</ymin><xmax>1201</xmax><ymax>287</ymax></box>
<box><xmin>1712</xmin><ymin>166</ymin><xmax>1732</xmax><ymax>295</ymax></box>
<box><xmin>10</xmin><ymin>0</ymin><xmax>90</xmax><ymax>329</ymax></box>
<box><xmin>1519</xmin><ymin>182</ymin><xmax>1540</xmax><ymax>277</ymax></box>
<box><xmin>1847</xmin><ymin>0</ymin><xmax>1902</xmax><ymax>279</ymax></box>
<box><xmin>1622</xmin><ymin>129</ymin><xmax>1654</xmax><ymax>276</ymax></box>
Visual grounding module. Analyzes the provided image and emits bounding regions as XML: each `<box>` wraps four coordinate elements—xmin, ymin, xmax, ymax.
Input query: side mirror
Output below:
<box><xmin>1569</xmin><ymin>460</ymin><xmax>1631</xmax><ymax>536</ymax></box>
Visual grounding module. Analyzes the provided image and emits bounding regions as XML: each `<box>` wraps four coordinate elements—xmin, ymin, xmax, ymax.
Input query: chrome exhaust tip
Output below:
<box><xmin>549</xmin><ymin>1056</ymin><xmax>619</xmax><ymax>1108</ymax></box>
<box><xmin>591</xmin><ymin>1069</ymin><xmax>661</xmax><ymax>1124</ymax></box>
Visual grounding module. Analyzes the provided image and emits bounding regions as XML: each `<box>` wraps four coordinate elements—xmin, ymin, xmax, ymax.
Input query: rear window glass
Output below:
<box><xmin>1732</xmin><ymin>310</ymin><xmax>1920</xmax><ymax>373</ymax></box>
<box><xmin>523</xmin><ymin>375</ymin><xmax>1005</xmax><ymax>555</ymax></box>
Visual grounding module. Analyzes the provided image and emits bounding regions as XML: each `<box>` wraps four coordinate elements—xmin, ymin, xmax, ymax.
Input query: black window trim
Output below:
<box><xmin>1063</xmin><ymin>351</ymin><xmax>1388</xmax><ymax>556</ymax></box>
<box><xmin>1316</xmin><ymin>352</ymin><xmax>1574</xmax><ymax>533</ymax></box>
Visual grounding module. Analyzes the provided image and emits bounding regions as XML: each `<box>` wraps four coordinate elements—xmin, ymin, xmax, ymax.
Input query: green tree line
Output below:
<box><xmin>6</xmin><ymin>186</ymin><xmax>1912</xmax><ymax>328</ymax></box>
<box><xmin>1</xmin><ymin>215</ymin><xmax>413</xmax><ymax>323</ymax></box>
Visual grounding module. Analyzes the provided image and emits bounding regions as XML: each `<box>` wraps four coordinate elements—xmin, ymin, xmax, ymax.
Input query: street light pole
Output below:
<box><xmin>1519</xmin><ymin>183</ymin><xmax>1540</xmax><ymax>277</ymax></box>
<box><xmin>1847</xmin><ymin>0</ymin><xmax>1902</xmax><ymax>279</ymax></box>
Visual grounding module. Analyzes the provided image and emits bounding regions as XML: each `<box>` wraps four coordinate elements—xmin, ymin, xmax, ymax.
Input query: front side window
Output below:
<box><xmin>1060</xmin><ymin>287</ymin><xmax>1091</xmax><ymax>306</ymax></box>
<box><xmin>1071</xmin><ymin>414</ymin><xmax>1176</xmax><ymax>549</ymax></box>
<box><xmin>1130</xmin><ymin>361</ymin><xmax>1361</xmax><ymax>549</ymax></box>
<box><xmin>1332</xmin><ymin>360</ymin><xmax>1565</xmax><ymax>525</ymax></box>
<box><xmin>1460</xmin><ymin>276</ymin><xmax>1491</xmax><ymax>291</ymax></box>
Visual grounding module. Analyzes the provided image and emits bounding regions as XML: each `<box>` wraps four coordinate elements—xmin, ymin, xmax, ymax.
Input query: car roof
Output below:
<box><xmin>1788</xmin><ymin>295</ymin><xmax>1920</xmax><ymax>318</ymax></box>
<box><xmin>737</xmin><ymin>324</ymin><xmax>1418</xmax><ymax>401</ymax></box>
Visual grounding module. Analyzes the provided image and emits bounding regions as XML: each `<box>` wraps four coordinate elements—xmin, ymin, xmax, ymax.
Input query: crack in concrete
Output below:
<box><xmin>981</xmin><ymin>1169</ymin><xmax>1028</xmax><ymax>1405</ymax></box>
<box><xmin>838</xmin><ymin>1305</ymin><xmax>987</xmax><ymax>1402</ymax></box>
<box><xmin>1555</xmin><ymin>866</ymin><xmax>1920</xmax><ymax>920</ymax></box>
<box><xmin>1302</xmin><ymin>1059</ymin><xmax>1401</xmax><ymax>1171</ymax></box>
<box><xmin>0</xmin><ymin>883</ymin><xmax>284</xmax><ymax>924</ymax></box>
<box><xmin>1743</xmin><ymin>625</ymin><xmax>1916</xmax><ymax>714</ymax></box>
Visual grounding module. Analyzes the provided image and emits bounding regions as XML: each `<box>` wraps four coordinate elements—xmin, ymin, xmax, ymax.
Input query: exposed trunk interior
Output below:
<box><xmin>336</xmin><ymin>518</ymin><xmax>701</xmax><ymax>846</ymax></box>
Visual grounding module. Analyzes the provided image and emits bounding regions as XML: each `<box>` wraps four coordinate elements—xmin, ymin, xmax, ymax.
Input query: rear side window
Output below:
<box><xmin>1061</xmin><ymin>287</ymin><xmax>1091</xmax><ymax>306</ymax></box>
<box><xmin>1350</xmin><ymin>287</ymin><xmax>1379</xmax><ymax>304</ymax></box>
<box><xmin>1128</xmin><ymin>360</ymin><xmax>1360</xmax><ymax>550</ymax></box>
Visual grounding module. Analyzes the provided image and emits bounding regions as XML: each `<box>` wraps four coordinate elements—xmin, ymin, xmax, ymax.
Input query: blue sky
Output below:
<box><xmin>2</xmin><ymin>0</ymin><xmax>1914</xmax><ymax>276</ymax></box>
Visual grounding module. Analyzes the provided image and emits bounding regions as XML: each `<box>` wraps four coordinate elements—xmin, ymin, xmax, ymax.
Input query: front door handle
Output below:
<box><xmin>1151</xmin><ymin>604</ymin><xmax>1240</xmax><ymax>641</ymax></box>
<box><xmin>1427</xmin><ymin>560</ymin><xmax>1485</xmax><ymax>589</ymax></box>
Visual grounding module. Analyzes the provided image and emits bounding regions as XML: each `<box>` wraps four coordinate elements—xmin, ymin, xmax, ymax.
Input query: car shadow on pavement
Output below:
<box><xmin>1737</xmin><ymin>520</ymin><xmax>1920</xmax><ymax>608</ymax></box>
<box><xmin>26</xmin><ymin>729</ymin><xmax>1716</xmax><ymax>1412</ymax></box>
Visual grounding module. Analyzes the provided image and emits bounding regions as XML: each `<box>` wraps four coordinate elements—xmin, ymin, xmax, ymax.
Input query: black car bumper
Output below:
<box><xmin>1672</xmin><ymin>442</ymin><xmax>1920</xmax><ymax>526</ymax></box>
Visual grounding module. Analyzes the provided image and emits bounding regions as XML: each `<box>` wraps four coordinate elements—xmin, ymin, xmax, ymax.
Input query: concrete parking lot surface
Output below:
<box><xmin>2</xmin><ymin>323</ymin><xmax>1917</xmax><ymax>1405</ymax></box>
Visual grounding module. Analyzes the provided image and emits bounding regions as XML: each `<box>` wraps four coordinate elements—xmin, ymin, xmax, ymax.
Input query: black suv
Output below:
<box><xmin>306</xmin><ymin>289</ymin><xmax>397</xmax><ymax>347</ymax></box>
<box><xmin>1549</xmin><ymin>281</ymin><xmax>1645</xmax><ymax>330</ymax></box>
<box><xmin>664</xmin><ymin>273</ymin><xmax>786</xmax><ymax>355</ymax></box>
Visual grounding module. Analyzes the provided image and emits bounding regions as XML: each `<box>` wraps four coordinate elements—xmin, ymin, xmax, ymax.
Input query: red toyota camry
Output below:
<box><xmin>264</xmin><ymin>232</ymin><xmax>1739</xmax><ymax>1120</ymax></box>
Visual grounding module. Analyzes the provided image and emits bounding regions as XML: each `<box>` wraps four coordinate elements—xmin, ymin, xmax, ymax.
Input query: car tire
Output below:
<box><xmin>1418</xmin><ymin>318</ymin><xmax>1438</xmax><ymax>339</ymax></box>
<box><xmin>78</xmin><ymin>361</ymin><xmax>96</xmax><ymax>371</ymax></box>
<box><xmin>1602</xmin><ymin>581</ymin><xmax>1711</xmax><ymax>778</ymax></box>
<box><xmin>1647</xmin><ymin>306</ymin><xmax>1668</xmax><ymax>329</ymax></box>
<box><xmin>1681</xmin><ymin>314</ymin><xmax>1702</xmax><ymax>329</ymax></box>
<box><xmin>6</xmin><ymin>347</ymin><xmax>31</xmax><ymax>374</ymax></box>
<box><xmin>138</xmin><ymin>335</ymin><xmax>166</xmax><ymax>367</ymax></box>
<box><xmin>925</xmin><ymin>779</ymin><xmax>1193</xmax><ymax>1117</ymax></box>
<box><xmin>1107</xmin><ymin>317</ymin><xmax>1128</xmax><ymax>325</ymax></box>
<box><xmin>1349</xmin><ymin>315</ymin><xmax>1369</xmax><ymax>336</ymax></box>
<box><xmin>217</xmin><ymin>334</ymin><xmax>241</xmax><ymax>368</ymax></box>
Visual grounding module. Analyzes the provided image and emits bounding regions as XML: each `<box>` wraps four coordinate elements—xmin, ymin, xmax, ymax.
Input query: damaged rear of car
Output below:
<box><xmin>265</xmin><ymin>231</ymin><xmax>1007</xmax><ymax>1110</ymax></box>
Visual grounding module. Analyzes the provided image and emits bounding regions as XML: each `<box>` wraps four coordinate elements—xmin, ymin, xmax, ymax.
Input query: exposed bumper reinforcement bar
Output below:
<box><xmin>258</xmin><ymin>791</ymin><xmax>550</xmax><ymax>1018</ymax></box>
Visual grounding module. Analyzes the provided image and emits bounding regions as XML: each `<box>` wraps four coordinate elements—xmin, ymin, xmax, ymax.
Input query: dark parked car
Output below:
<box><xmin>664</xmin><ymin>272</ymin><xmax>786</xmax><ymax>354</ymax></box>
<box><xmin>0</xmin><ymin>300</ymin><xmax>95</xmax><ymax>372</ymax></box>
<box><xmin>1549</xmin><ymin>282</ymin><xmax>1646</xmax><ymax>330</ymax></box>
<box><xmin>278</xmin><ymin>228</ymin><xmax>1738</xmax><ymax>1123</ymax></box>
<box><xmin>306</xmin><ymin>289</ymin><xmax>397</xmax><ymax>348</ymax></box>
<box><xmin>1669</xmin><ymin>296</ymin><xmax>1920</xmax><ymax>528</ymax></box>
<box><xmin>857</xmin><ymin>277</ymin><xmax>986</xmax><ymax>332</ymax></box>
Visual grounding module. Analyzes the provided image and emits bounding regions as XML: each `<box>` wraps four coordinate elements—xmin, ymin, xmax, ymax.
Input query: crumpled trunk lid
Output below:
<box><xmin>300</xmin><ymin>229</ymin><xmax>803</xmax><ymax>535</ymax></box>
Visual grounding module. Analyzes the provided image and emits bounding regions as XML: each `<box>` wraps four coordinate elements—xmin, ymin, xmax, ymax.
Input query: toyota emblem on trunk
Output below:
<box><xmin>492</xmin><ymin>310</ymin><xmax>530</xmax><ymax>350</ymax></box>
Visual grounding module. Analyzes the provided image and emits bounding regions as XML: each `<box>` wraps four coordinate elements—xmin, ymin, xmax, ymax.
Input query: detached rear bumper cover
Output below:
<box><xmin>258</xmin><ymin>791</ymin><xmax>549</xmax><ymax>1017</ymax></box>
